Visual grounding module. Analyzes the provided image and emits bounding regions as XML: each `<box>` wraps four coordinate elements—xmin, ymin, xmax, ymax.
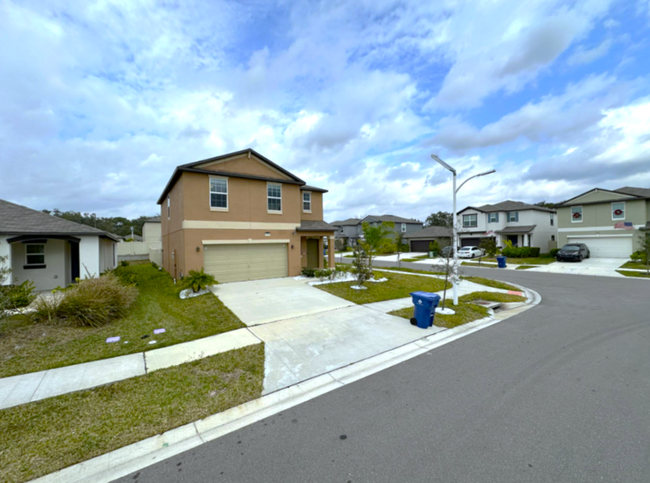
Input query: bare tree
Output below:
<box><xmin>431</xmin><ymin>250</ymin><xmax>463</xmax><ymax>309</ymax></box>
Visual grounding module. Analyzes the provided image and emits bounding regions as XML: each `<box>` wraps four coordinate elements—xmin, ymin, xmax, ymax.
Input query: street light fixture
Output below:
<box><xmin>431</xmin><ymin>155</ymin><xmax>496</xmax><ymax>305</ymax></box>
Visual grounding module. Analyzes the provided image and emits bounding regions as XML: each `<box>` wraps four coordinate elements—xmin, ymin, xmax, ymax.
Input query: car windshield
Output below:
<box><xmin>459</xmin><ymin>247</ymin><xmax>472</xmax><ymax>251</ymax></box>
<box><xmin>562</xmin><ymin>245</ymin><xmax>580</xmax><ymax>252</ymax></box>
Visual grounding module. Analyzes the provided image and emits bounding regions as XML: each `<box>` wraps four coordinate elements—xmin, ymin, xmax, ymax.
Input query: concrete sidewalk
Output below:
<box><xmin>0</xmin><ymin>328</ymin><xmax>260</xmax><ymax>410</ymax></box>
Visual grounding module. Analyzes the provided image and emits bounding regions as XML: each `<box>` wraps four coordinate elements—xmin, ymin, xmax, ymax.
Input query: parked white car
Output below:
<box><xmin>457</xmin><ymin>246</ymin><xmax>485</xmax><ymax>258</ymax></box>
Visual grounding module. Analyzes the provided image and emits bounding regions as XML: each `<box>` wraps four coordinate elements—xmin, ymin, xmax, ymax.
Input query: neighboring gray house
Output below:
<box><xmin>403</xmin><ymin>226</ymin><xmax>453</xmax><ymax>252</ymax></box>
<box><xmin>0</xmin><ymin>199</ymin><xmax>119</xmax><ymax>291</ymax></box>
<box><xmin>331</xmin><ymin>215</ymin><xmax>423</xmax><ymax>249</ymax></box>
<box><xmin>457</xmin><ymin>201</ymin><xmax>557</xmax><ymax>252</ymax></box>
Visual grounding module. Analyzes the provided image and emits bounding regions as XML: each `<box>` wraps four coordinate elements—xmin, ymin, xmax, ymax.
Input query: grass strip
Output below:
<box><xmin>462</xmin><ymin>276</ymin><xmax>520</xmax><ymax>291</ymax></box>
<box><xmin>619</xmin><ymin>261</ymin><xmax>649</xmax><ymax>270</ymax></box>
<box><xmin>0</xmin><ymin>264</ymin><xmax>244</xmax><ymax>378</ymax></box>
<box><xmin>315</xmin><ymin>272</ymin><xmax>449</xmax><ymax>304</ymax></box>
<box><xmin>616</xmin><ymin>270</ymin><xmax>650</xmax><ymax>278</ymax></box>
<box><xmin>515</xmin><ymin>265</ymin><xmax>538</xmax><ymax>270</ymax></box>
<box><xmin>0</xmin><ymin>344</ymin><xmax>265</xmax><ymax>483</ymax></box>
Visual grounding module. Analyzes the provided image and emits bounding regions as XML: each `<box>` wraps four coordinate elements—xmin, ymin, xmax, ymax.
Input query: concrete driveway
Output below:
<box><xmin>526</xmin><ymin>258</ymin><xmax>625</xmax><ymax>277</ymax></box>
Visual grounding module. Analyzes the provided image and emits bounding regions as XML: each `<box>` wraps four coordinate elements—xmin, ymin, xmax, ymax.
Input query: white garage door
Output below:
<box><xmin>567</xmin><ymin>236</ymin><xmax>632</xmax><ymax>258</ymax></box>
<box><xmin>204</xmin><ymin>243</ymin><xmax>288</xmax><ymax>283</ymax></box>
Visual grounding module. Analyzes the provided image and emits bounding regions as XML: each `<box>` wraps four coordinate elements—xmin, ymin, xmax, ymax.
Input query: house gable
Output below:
<box><xmin>561</xmin><ymin>188</ymin><xmax>635</xmax><ymax>205</ymax></box>
<box><xmin>197</xmin><ymin>153</ymin><xmax>294</xmax><ymax>181</ymax></box>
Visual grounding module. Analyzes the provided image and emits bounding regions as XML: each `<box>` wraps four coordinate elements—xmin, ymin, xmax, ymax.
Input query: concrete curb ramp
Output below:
<box><xmin>0</xmin><ymin>328</ymin><xmax>260</xmax><ymax>410</ymax></box>
<box><xmin>31</xmin><ymin>284</ymin><xmax>541</xmax><ymax>483</ymax></box>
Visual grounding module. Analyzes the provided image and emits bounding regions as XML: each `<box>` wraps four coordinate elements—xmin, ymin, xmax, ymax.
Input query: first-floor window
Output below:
<box><xmin>25</xmin><ymin>244</ymin><xmax>45</xmax><ymax>266</ymax></box>
<box><xmin>463</xmin><ymin>214</ymin><xmax>477</xmax><ymax>228</ymax></box>
<box><xmin>268</xmin><ymin>183</ymin><xmax>282</xmax><ymax>212</ymax></box>
<box><xmin>303</xmin><ymin>191</ymin><xmax>311</xmax><ymax>212</ymax></box>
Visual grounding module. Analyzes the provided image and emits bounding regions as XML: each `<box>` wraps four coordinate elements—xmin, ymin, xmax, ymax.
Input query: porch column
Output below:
<box><xmin>319</xmin><ymin>237</ymin><xmax>325</xmax><ymax>269</ymax></box>
<box><xmin>524</xmin><ymin>233</ymin><xmax>529</xmax><ymax>247</ymax></box>
<box><xmin>328</xmin><ymin>236</ymin><xmax>335</xmax><ymax>269</ymax></box>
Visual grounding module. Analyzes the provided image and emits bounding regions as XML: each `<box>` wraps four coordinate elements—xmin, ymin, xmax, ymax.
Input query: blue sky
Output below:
<box><xmin>1</xmin><ymin>0</ymin><xmax>649</xmax><ymax>222</ymax></box>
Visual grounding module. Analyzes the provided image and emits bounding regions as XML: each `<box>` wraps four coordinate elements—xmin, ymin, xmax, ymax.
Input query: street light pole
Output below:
<box><xmin>431</xmin><ymin>155</ymin><xmax>495</xmax><ymax>305</ymax></box>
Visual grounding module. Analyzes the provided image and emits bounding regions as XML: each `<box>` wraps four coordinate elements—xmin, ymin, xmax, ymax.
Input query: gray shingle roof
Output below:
<box><xmin>615</xmin><ymin>187</ymin><xmax>650</xmax><ymax>198</ymax></box>
<box><xmin>0</xmin><ymin>199</ymin><xmax>117</xmax><ymax>239</ymax></box>
<box><xmin>330</xmin><ymin>218</ymin><xmax>361</xmax><ymax>226</ymax></box>
<box><xmin>296</xmin><ymin>220</ymin><xmax>336</xmax><ymax>232</ymax></box>
<box><xmin>403</xmin><ymin>226</ymin><xmax>453</xmax><ymax>239</ymax></box>
<box><xmin>364</xmin><ymin>214</ymin><xmax>423</xmax><ymax>224</ymax></box>
<box><xmin>461</xmin><ymin>200</ymin><xmax>555</xmax><ymax>214</ymax></box>
<box><xmin>495</xmin><ymin>225</ymin><xmax>537</xmax><ymax>234</ymax></box>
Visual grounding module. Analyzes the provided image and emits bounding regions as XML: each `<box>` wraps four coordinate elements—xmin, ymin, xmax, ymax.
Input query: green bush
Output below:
<box><xmin>550</xmin><ymin>248</ymin><xmax>560</xmax><ymax>257</ymax></box>
<box><xmin>31</xmin><ymin>274</ymin><xmax>138</xmax><ymax>327</ymax></box>
<box><xmin>182</xmin><ymin>268</ymin><xmax>217</xmax><ymax>293</ymax></box>
<box><xmin>501</xmin><ymin>247</ymin><xmax>541</xmax><ymax>258</ymax></box>
<box><xmin>0</xmin><ymin>281</ymin><xmax>36</xmax><ymax>310</ymax></box>
<box><xmin>301</xmin><ymin>267</ymin><xmax>316</xmax><ymax>277</ymax></box>
<box><xmin>630</xmin><ymin>250</ymin><xmax>647</xmax><ymax>262</ymax></box>
<box><xmin>120</xmin><ymin>260</ymin><xmax>130</xmax><ymax>267</ymax></box>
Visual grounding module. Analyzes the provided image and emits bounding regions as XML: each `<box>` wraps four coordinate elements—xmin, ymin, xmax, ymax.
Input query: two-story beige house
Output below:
<box><xmin>157</xmin><ymin>149</ymin><xmax>336</xmax><ymax>282</ymax></box>
<box><xmin>555</xmin><ymin>187</ymin><xmax>650</xmax><ymax>258</ymax></box>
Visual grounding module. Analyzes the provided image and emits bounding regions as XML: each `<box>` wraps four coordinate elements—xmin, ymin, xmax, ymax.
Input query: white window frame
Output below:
<box><xmin>488</xmin><ymin>213</ymin><xmax>499</xmax><ymax>223</ymax></box>
<box><xmin>167</xmin><ymin>196</ymin><xmax>170</xmax><ymax>220</ymax></box>
<box><xmin>302</xmin><ymin>191</ymin><xmax>312</xmax><ymax>213</ymax></box>
<box><xmin>507</xmin><ymin>211</ymin><xmax>519</xmax><ymax>223</ymax></box>
<box><xmin>209</xmin><ymin>176</ymin><xmax>229</xmax><ymax>212</ymax></box>
<box><xmin>267</xmin><ymin>182</ymin><xmax>282</xmax><ymax>214</ymax></box>
<box><xmin>25</xmin><ymin>243</ymin><xmax>45</xmax><ymax>266</ymax></box>
<box><xmin>611</xmin><ymin>201</ymin><xmax>625</xmax><ymax>221</ymax></box>
<box><xmin>462</xmin><ymin>214</ymin><xmax>477</xmax><ymax>228</ymax></box>
<box><xmin>401</xmin><ymin>223</ymin><xmax>406</xmax><ymax>233</ymax></box>
<box><xmin>571</xmin><ymin>206</ymin><xmax>583</xmax><ymax>223</ymax></box>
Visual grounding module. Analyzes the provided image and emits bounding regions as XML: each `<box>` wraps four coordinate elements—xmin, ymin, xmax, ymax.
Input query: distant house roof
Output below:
<box><xmin>0</xmin><ymin>199</ymin><xmax>119</xmax><ymax>241</ymax></box>
<box><xmin>330</xmin><ymin>218</ymin><xmax>361</xmax><ymax>227</ymax></box>
<box><xmin>496</xmin><ymin>225</ymin><xmax>537</xmax><ymax>234</ymax></box>
<box><xmin>296</xmin><ymin>220</ymin><xmax>336</xmax><ymax>232</ymax></box>
<box><xmin>143</xmin><ymin>217</ymin><xmax>161</xmax><ymax>223</ymax></box>
<box><xmin>614</xmin><ymin>186</ymin><xmax>650</xmax><ymax>198</ymax></box>
<box><xmin>557</xmin><ymin>186</ymin><xmax>650</xmax><ymax>207</ymax></box>
<box><xmin>459</xmin><ymin>200</ymin><xmax>555</xmax><ymax>214</ymax></box>
<box><xmin>403</xmin><ymin>226</ymin><xmax>453</xmax><ymax>239</ymax></box>
<box><xmin>363</xmin><ymin>214</ymin><xmax>423</xmax><ymax>224</ymax></box>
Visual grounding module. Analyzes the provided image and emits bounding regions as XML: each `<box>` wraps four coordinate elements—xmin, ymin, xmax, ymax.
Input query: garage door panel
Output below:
<box><xmin>567</xmin><ymin>236</ymin><xmax>632</xmax><ymax>258</ymax></box>
<box><xmin>204</xmin><ymin>244</ymin><xmax>288</xmax><ymax>282</ymax></box>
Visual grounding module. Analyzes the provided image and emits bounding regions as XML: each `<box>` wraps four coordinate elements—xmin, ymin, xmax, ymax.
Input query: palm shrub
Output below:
<box><xmin>183</xmin><ymin>268</ymin><xmax>218</xmax><ymax>293</ymax></box>
<box><xmin>0</xmin><ymin>281</ymin><xmax>37</xmax><ymax>310</ymax></box>
<box><xmin>31</xmin><ymin>273</ymin><xmax>138</xmax><ymax>327</ymax></box>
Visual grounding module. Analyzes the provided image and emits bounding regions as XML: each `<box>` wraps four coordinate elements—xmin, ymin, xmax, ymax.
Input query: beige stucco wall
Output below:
<box><xmin>10</xmin><ymin>239</ymin><xmax>68</xmax><ymax>291</ymax></box>
<box><xmin>567</xmin><ymin>190</ymin><xmax>632</xmax><ymax>204</ymax></box>
<box><xmin>300</xmin><ymin>191</ymin><xmax>324</xmax><ymax>221</ymax></box>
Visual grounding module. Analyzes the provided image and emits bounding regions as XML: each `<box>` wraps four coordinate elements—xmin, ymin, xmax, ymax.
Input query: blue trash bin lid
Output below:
<box><xmin>410</xmin><ymin>291</ymin><xmax>441</xmax><ymax>303</ymax></box>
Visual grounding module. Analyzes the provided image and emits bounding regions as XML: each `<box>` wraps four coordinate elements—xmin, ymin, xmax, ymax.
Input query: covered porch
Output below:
<box><xmin>296</xmin><ymin>221</ymin><xmax>336</xmax><ymax>270</ymax></box>
<box><xmin>496</xmin><ymin>225</ymin><xmax>536</xmax><ymax>247</ymax></box>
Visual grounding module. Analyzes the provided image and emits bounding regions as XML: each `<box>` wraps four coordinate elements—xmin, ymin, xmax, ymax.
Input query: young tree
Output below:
<box><xmin>358</xmin><ymin>221</ymin><xmax>394</xmax><ymax>276</ymax></box>
<box><xmin>351</xmin><ymin>246</ymin><xmax>372</xmax><ymax>288</ymax></box>
<box><xmin>395</xmin><ymin>232</ymin><xmax>405</xmax><ymax>268</ymax></box>
<box><xmin>431</xmin><ymin>249</ymin><xmax>462</xmax><ymax>310</ymax></box>
<box><xmin>425</xmin><ymin>211</ymin><xmax>453</xmax><ymax>228</ymax></box>
<box><xmin>638</xmin><ymin>232</ymin><xmax>650</xmax><ymax>275</ymax></box>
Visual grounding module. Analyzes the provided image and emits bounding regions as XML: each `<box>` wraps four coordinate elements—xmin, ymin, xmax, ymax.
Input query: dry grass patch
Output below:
<box><xmin>0</xmin><ymin>344</ymin><xmax>264</xmax><ymax>483</ymax></box>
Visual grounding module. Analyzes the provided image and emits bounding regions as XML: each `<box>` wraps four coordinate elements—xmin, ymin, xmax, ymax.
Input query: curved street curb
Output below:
<box><xmin>30</xmin><ymin>285</ymin><xmax>542</xmax><ymax>483</ymax></box>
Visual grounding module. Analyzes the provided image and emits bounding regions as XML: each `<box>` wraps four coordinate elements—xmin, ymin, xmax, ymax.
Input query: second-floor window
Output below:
<box><xmin>210</xmin><ymin>177</ymin><xmax>228</xmax><ymax>209</ymax></box>
<box><xmin>303</xmin><ymin>192</ymin><xmax>311</xmax><ymax>212</ymax></box>
<box><xmin>488</xmin><ymin>213</ymin><xmax>499</xmax><ymax>223</ymax></box>
<box><xmin>401</xmin><ymin>223</ymin><xmax>406</xmax><ymax>233</ymax></box>
<box><xmin>507</xmin><ymin>211</ymin><xmax>519</xmax><ymax>222</ymax></box>
<box><xmin>612</xmin><ymin>202</ymin><xmax>625</xmax><ymax>220</ymax></box>
<box><xmin>571</xmin><ymin>206</ymin><xmax>583</xmax><ymax>222</ymax></box>
<box><xmin>550</xmin><ymin>213</ymin><xmax>554</xmax><ymax>226</ymax></box>
<box><xmin>167</xmin><ymin>196</ymin><xmax>170</xmax><ymax>219</ymax></box>
<box><xmin>463</xmin><ymin>214</ymin><xmax>477</xmax><ymax>228</ymax></box>
<box><xmin>268</xmin><ymin>183</ymin><xmax>282</xmax><ymax>212</ymax></box>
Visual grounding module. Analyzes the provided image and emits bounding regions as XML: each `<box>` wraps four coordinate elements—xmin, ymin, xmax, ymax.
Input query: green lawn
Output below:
<box><xmin>0</xmin><ymin>264</ymin><xmax>244</xmax><ymax>378</ymax></box>
<box><xmin>470</xmin><ymin>255</ymin><xmax>556</xmax><ymax>265</ymax></box>
<box><xmin>0</xmin><ymin>345</ymin><xmax>264</xmax><ymax>483</ymax></box>
<box><xmin>619</xmin><ymin>261</ymin><xmax>649</xmax><ymax>270</ymax></box>
<box><xmin>376</xmin><ymin>266</ymin><xmax>445</xmax><ymax>276</ymax></box>
<box><xmin>516</xmin><ymin>265</ymin><xmax>538</xmax><ymax>270</ymax></box>
<box><xmin>462</xmin><ymin>276</ymin><xmax>520</xmax><ymax>292</ymax></box>
<box><xmin>616</xmin><ymin>270</ymin><xmax>650</xmax><ymax>278</ymax></box>
<box><xmin>389</xmin><ymin>290</ymin><xmax>525</xmax><ymax>329</ymax></box>
<box><xmin>401</xmin><ymin>255</ymin><xmax>428</xmax><ymax>262</ymax></box>
<box><xmin>315</xmin><ymin>272</ymin><xmax>450</xmax><ymax>304</ymax></box>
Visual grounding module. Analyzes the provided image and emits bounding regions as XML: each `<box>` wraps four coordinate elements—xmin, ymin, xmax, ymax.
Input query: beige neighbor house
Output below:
<box><xmin>555</xmin><ymin>187</ymin><xmax>650</xmax><ymax>258</ymax></box>
<box><xmin>0</xmin><ymin>199</ymin><xmax>119</xmax><ymax>291</ymax></box>
<box><xmin>157</xmin><ymin>148</ymin><xmax>337</xmax><ymax>282</ymax></box>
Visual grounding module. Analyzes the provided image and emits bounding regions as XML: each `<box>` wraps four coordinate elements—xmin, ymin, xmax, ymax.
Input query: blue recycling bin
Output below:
<box><xmin>409</xmin><ymin>291</ymin><xmax>441</xmax><ymax>329</ymax></box>
<box><xmin>497</xmin><ymin>255</ymin><xmax>507</xmax><ymax>268</ymax></box>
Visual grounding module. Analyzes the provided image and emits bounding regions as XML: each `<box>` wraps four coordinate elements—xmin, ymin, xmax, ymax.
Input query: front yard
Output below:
<box><xmin>467</xmin><ymin>255</ymin><xmax>556</xmax><ymax>265</ymax></box>
<box><xmin>0</xmin><ymin>345</ymin><xmax>264</xmax><ymax>483</ymax></box>
<box><xmin>617</xmin><ymin>270</ymin><xmax>650</xmax><ymax>278</ymax></box>
<box><xmin>0</xmin><ymin>263</ymin><xmax>244</xmax><ymax>378</ymax></box>
<box><xmin>389</xmin><ymin>291</ymin><xmax>526</xmax><ymax>329</ymax></box>
<box><xmin>315</xmin><ymin>271</ymin><xmax>450</xmax><ymax>304</ymax></box>
<box><xmin>619</xmin><ymin>261</ymin><xmax>649</xmax><ymax>270</ymax></box>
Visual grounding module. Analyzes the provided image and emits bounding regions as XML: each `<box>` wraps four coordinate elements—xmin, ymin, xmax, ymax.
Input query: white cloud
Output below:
<box><xmin>567</xmin><ymin>38</ymin><xmax>613</xmax><ymax>65</ymax></box>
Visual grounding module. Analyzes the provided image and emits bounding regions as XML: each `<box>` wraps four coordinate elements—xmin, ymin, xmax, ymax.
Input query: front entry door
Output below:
<box><xmin>507</xmin><ymin>235</ymin><xmax>519</xmax><ymax>247</ymax></box>
<box><xmin>306</xmin><ymin>239</ymin><xmax>319</xmax><ymax>268</ymax></box>
<box><xmin>70</xmin><ymin>242</ymin><xmax>80</xmax><ymax>281</ymax></box>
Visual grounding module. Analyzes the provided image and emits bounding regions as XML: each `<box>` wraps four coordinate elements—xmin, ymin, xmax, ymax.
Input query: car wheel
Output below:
<box><xmin>578</xmin><ymin>255</ymin><xmax>583</xmax><ymax>262</ymax></box>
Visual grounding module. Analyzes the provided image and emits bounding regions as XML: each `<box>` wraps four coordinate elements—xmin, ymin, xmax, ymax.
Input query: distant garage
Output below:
<box><xmin>204</xmin><ymin>243</ymin><xmax>288</xmax><ymax>283</ymax></box>
<box><xmin>403</xmin><ymin>226</ymin><xmax>453</xmax><ymax>253</ymax></box>
<box><xmin>460</xmin><ymin>237</ymin><xmax>482</xmax><ymax>247</ymax></box>
<box><xmin>567</xmin><ymin>236</ymin><xmax>633</xmax><ymax>258</ymax></box>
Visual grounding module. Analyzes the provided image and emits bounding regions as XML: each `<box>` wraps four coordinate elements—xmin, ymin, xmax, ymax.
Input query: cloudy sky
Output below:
<box><xmin>1</xmin><ymin>0</ymin><xmax>649</xmax><ymax>222</ymax></box>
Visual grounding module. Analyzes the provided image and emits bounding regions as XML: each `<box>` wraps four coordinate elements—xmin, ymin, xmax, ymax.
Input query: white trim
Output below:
<box><xmin>267</xmin><ymin>182</ymin><xmax>282</xmax><ymax>214</ymax></box>
<box><xmin>558</xmin><ymin>225</ymin><xmax>644</xmax><ymax>232</ymax></box>
<box><xmin>202</xmin><ymin>239</ymin><xmax>290</xmax><ymax>245</ymax></box>
<box><xmin>571</xmin><ymin>205</ymin><xmax>583</xmax><ymax>223</ymax></box>
<box><xmin>209</xmin><ymin>175</ymin><xmax>229</xmax><ymax>212</ymax></box>
<box><xmin>302</xmin><ymin>191</ymin><xmax>312</xmax><ymax>213</ymax></box>
<box><xmin>611</xmin><ymin>201</ymin><xmax>625</xmax><ymax>221</ymax></box>
<box><xmin>567</xmin><ymin>234</ymin><xmax>633</xmax><ymax>238</ymax></box>
<box><xmin>183</xmin><ymin>220</ymin><xmax>300</xmax><ymax>230</ymax></box>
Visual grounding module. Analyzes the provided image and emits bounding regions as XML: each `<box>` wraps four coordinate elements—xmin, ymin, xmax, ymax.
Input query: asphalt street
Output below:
<box><xmin>116</xmin><ymin>263</ymin><xmax>650</xmax><ymax>483</ymax></box>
